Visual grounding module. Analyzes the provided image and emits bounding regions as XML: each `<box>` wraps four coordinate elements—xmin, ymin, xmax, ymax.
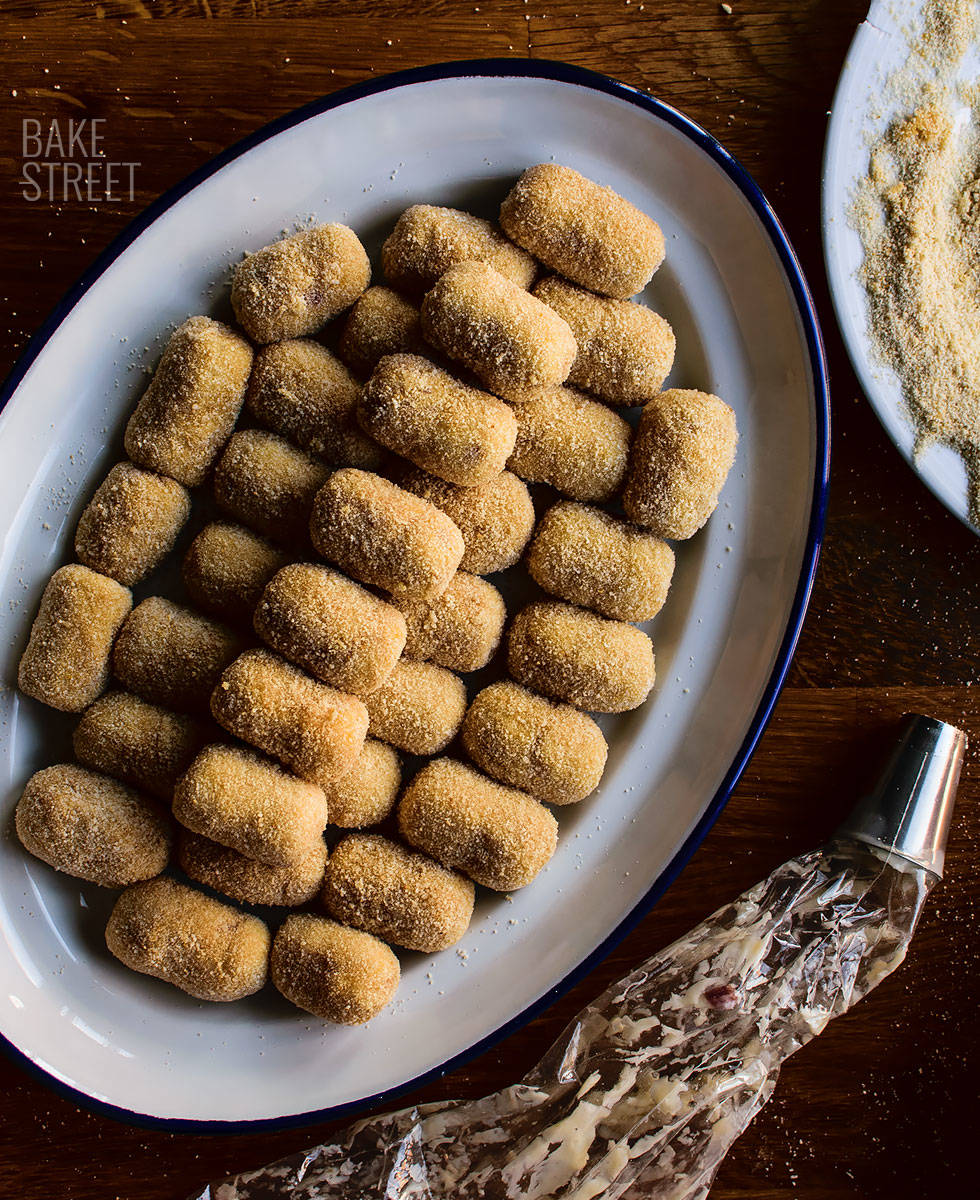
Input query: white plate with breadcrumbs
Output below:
<box><xmin>0</xmin><ymin>61</ymin><xmax>828</xmax><ymax>1129</ymax></box>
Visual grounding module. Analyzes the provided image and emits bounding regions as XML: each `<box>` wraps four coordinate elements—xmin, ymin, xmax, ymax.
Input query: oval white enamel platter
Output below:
<box><xmin>823</xmin><ymin>0</ymin><xmax>980</xmax><ymax>533</ymax></box>
<box><xmin>0</xmin><ymin>62</ymin><xmax>827</xmax><ymax>1129</ymax></box>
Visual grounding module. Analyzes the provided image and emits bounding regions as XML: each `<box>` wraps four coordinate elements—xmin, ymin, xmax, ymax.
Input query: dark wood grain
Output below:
<box><xmin>0</xmin><ymin>3</ymin><xmax>977</xmax><ymax>1198</ymax></box>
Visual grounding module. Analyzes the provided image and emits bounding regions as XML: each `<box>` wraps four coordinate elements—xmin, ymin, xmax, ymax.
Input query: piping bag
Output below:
<box><xmin>191</xmin><ymin>714</ymin><xmax>965</xmax><ymax>1200</ymax></box>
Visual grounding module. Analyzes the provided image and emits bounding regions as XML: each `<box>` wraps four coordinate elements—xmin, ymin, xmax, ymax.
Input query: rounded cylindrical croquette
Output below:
<box><xmin>245</xmin><ymin>339</ymin><xmax>381</xmax><ymax>469</ymax></box>
<box><xmin>401</xmin><ymin>468</ymin><xmax>534</xmax><ymax>575</ymax></box>
<box><xmin>381</xmin><ymin>205</ymin><xmax>536</xmax><ymax>298</ymax></box>
<box><xmin>15</xmin><ymin>764</ymin><xmax>172</xmax><ymax>887</ymax></box>
<box><xmin>398</xmin><ymin>759</ymin><xmax>557</xmax><ymax>891</ymax></box>
<box><xmin>106</xmin><ymin>877</ymin><xmax>269</xmax><ymax>1002</ymax></box>
<box><xmin>211</xmin><ymin>649</ymin><xmax>368</xmax><ymax>786</ymax></box>
<box><xmin>399</xmin><ymin>571</ymin><xmax>505</xmax><ymax>672</ymax></box>
<box><xmin>214</xmin><ymin>429</ymin><xmax>330</xmax><ymax>547</ymax></box>
<box><xmin>420</xmin><ymin>262</ymin><xmax>576</xmax><ymax>401</ymax></box>
<box><xmin>178</xmin><ymin>830</ymin><xmax>327</xmax><ymax>908</ymax></box>
<box><xmin>363</xmin><ymin>659</ymin><xmax>467</xmax><ymax>756</ymax></box>
<box><xmin>461</xmin><ymin>681</ymin><xmax>607</xmax><ymax>806</ymax></box>
<box><xmin>322</xmin><ymin>738</ymin><xmax>400</xmax><ymax>829</ymax></box>
<box><xmin>623</xmin><ymin>388</ymin><xmax>738</xmax><ymax>539</ymax></box>
<box><xmin>338</xmin><ymin>286</ymin><xmax>424</xmax><ymax>378</ymax></box>
<box><xmin>112</xmin><ymin>597</ymin><xmax>242</xmax><ymax>715</ymax></box>
<box><xmin>253</xmin><ymin>562</ymin><xmax>406</xmax><ymax>695</ymax></box>
<box><xmin>527</xmin><ymin>502</ymin><xmax>675</xmax><ymax>622</ymax></box>
<box><xmin>508</xmin><ymin>602</ymin><xmax>655</xmax><ymax>713</ymax></box>
<box><xmin>310</xmin><ymin>469</ymin><xmax>463</xmax><ymax>602</ymax></box>
<box><xmin>124</xmin><ymin>316</ymin><xmax>253</xmax><ymax>488</ymax></box>
<box><xmin>182</xmin><ymin>522</ymin><xmax>289</xmax><ymax>625</ymax></box>
<box><xmin>507</xmin><ymin>386</ymin><xmax>631</xmax><ymax>502</ymax></box>
<box><xmin>534</xmin><ymin>276</ymin><xmax>675</xmax><ymax>406</ymax></box>
<box><xmin>73</xmin><ymin>690</ymin><xmax>208</xmax><ymax>803</ymax></box>
<box><xmin>18</xmin><ymin>565</ymin><xmax>132</xmax><ymax>713</ymax></box>
<box><xmin>231</xmin><ymin>223</ymin><xmax>371</xmax><ymax>344</ymax></box>
<box><xmin>173</xmin><ymin>743</ymin><xmax>328</xmax><ymax>867</ymax></box>
<box><xmin>322</xmin><ymin>833</ymin><xmax>474</xmax><ymax>953</ymax></box>
<box><xmin>357</xmin><ymin>354</ymin><xmax>517</xmax><ymax>486</ymax></box>
<box><xmin>270</xmin><ymin>914</ymin><xmax>399</xmax><ymax>1025</ymax></box>
<box><xmin>74</xmin><ymin>462</ymin><xmax>191</xmax><ymax>586</ymax></box>
<box><xmin>499</xmin><ymin>163</ymin><xmax>665</xmax><ymax>299</ymax></box>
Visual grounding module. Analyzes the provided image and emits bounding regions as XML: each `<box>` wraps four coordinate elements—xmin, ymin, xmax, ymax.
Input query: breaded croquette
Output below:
<box><xmin>178</xmin><ymin>830</ymin><xmax>327</xmax><ymax>908</ymax></box>
<box><xmin>338</xmin><ymin>286</ymin><xmax>425</xmax><ymax>378</ymax></box>
<box><xmin>399</xmin><ymin>571</ymin><xmax>505</xmax><ymax>672</ymax></box>
<box><xmin>182</xmin><ymin>522</ymin><xmax>289</xmax><ymax>625</ymax></box>
<box><xmin>322</xmin><ymin>739</ymin><xmax>401</xmax><ymax>829</ymax></box>
<box><xmin>362</xmin><ymin>659</ymin><xmax>466</xmax><ymax>756</ymax></box>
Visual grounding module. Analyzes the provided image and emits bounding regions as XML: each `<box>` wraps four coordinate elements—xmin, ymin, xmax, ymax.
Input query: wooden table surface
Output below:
<box><xmin>0</xmin><ymin>2</ymin><xmax>977</xmax><ymax>1197</ymax></box>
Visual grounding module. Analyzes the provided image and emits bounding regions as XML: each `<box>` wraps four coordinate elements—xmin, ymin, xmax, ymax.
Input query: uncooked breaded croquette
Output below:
<box><xmin>245</xmin><ymin>339</ymin><xmax>382</xmax><ymax>470</ymax></box>
<box><xmin>178</xmin><ymin>830</ymin><xmax>327</xmax><ymax>908</ymax></box>
<box><xmin>231</xmin><ymin>223</ymin><xmax>371</xmax><ymax>344</ymax></box>
<box><xmin>322</xmin><ymin>833</ymin><xmax>474</xmax><ymax>953</ymax></box>
<box><xmin>362</xmin><ymin>659</ymin><xmax>467</xmax><ymax>756</ymax></box>
<box><xmin>527</xmin><ymin>502</ymin><xmax>675</xmax><ymax>622</ymax></box>
<box><xmin>358</xmin><ymin>354</ymin><xmax>517</xmax><ymax>486</ymax></box>
<box><xmin>182</xmin><ymin>522</ymin><xmax>289</xmax><ymax>626</ymax></box>
<box><xmin>507</xmin><ymin>386</ymin><xmax>631</xmax><ymax>503</ymax></box>
<box><xmin>106</xmin><ymin>877</ymin><xmax>270</xmax><ymax>1002</ymax></box>
<box><xmin>381</xmin><ymin>204</ymin><xmax>536</xmax><ymax>297</ymax></box>
<box><xmin>74</xmin><ymin>462</ymin><xmax>192</xmax><ymax>587</ymax></box>
<box><xmin>337</xmin><ymin>286</ymin><xmax>425</xmax><ymax>378</ymax></box>
<box><xmin>270</xmin><ymin>914</ymin><xmax>399</xmax><ymax>1025</ymax></box>
<box><xmin>124</xmin><ymin>316</ymin><xmax>253</xmax><ymax>488</ymax></box>
<box><xmin>112</xmin><ymin>596</ymin><xmax>242</xmax><ymax>715</ymax></box>
<box><xmin>322</xmin><ymin>738</ymin><xmax>401</xmax><ymax>829</ymax></box>
<box><xmin>534</xmin><ymin>276</ymin><xmax>676</xmax><ymax>406</ymax></box>
<box><xmin>310</xmin><ymin>468</ymin><xmax>463</xmax><ymax>602</ymax></box>
<box><xmin>401</xmin><ymin>468</ymin><xmax>534</xmax><ymax>575</ymax></box>
<box><xmin>73</xmin><ymin>690</ymin><xmax>208</xmax><ymax>803</ymax></box>
<box><xmin>15</xmin><ymin>763</ymin><xmax>172</xmax><ymax>887</ymax></box>
<box><xmin>399</xmin><ymin>571</ymin><xmax>506</xmax><ymax>672</ymax></box>
<box><xmin>18</xmin><ymin>565</ymin><xmax>132</xmax><ymax>713</ymax></box>
<box><xmin>399</xmin><ymin>758</ymin><xmax>557</xmax><ymax>891</ymax></box>
<box><xmin>508</xmin><ymin>601</ymin><xmax>655</xmax><ymax>713</ymax></box>
<box><xmin>623</xmin><ymin>388</ymin><xmax>738</xmax><ymax>539</ymax></box>
<box><xmin>499</xmin><ymin>163</ymin><xmax>665</xmax><ymax>299</ymax></box>
<box><xmin>211</xmin><ymin>648</ymin><xmax>368</xmax><ymax>786</ymax></box>
<box><xmin>214</xmin><ymin>429</ymin><xmax>330</xmax><ymax>547</ymax></box>
<box><xmin>173</xmin><ymin>743</ymin><xmax>328</xmax><ymax>867</ymax></box>
<box><xmin>253</xmin><ymin>562</ymin><xmax>406</xmax><ymax>695</ymax></box>
<box><xmin>461</xmin><ymin>681</ymin><xmax>607</xmax><ymax>806</ymax></box>
<box><xmin>420</xmin><ymin>262</ymin><xmax>576</xmax><ymax>401</ymax></box>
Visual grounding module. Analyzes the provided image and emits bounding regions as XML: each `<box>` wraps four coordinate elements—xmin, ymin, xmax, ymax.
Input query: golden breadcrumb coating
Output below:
<box><xmin>15</xmin><ymin>763</ymin><xmax>172</xmax><ymax>887</ymax></box>
<box><xmin>399</xmin><ymin>758</ymin><xmax>557</xmax><ymax>890</ymax></box>
<box><xmin>322</xmin><ymin>738</ymin><xmax>401</xmax><ymax>829</ymax></box>
<box><xmin>173</xmin><ymin>743</ymin><xmax>328</xmax><ymax>868</ymax></box>
<box><xmin>500</xmin><ymin>163</ymin><xmax>665</xmax><ymax>299</ymax></box>
<box><xmin>211</xmin><ymin>648</ymin><xmax>368</xmax><ymax>786</ymax></box>
<box><xmin>623</xmin><ymin>388</ymin><xmax>738</xmax><ymax>539</ymax></box>
<box><xmin>401</xmin><ymin>468</ymin><xmax>534</xmax><ymax>575</ymax></box>
<box><xmin>182</xmin><ymin>522</ymin><xmax>289</xmax><ymax>625</ymax></box>
<box><xmin>322</xmin><ymin>833</ymin><xmax>474</xmax><ymax>953</ymax></box>
<box><xmin>254</xmin><ymin>562</ymin><xmax>406</xmax><ymax>695</ymax></box>
<box><xmin>461</xmin><ymin>680</ymin><xmax>607</xmax><ymax>806</ymax></box>
<box><xmin>310</xmin><ymin>468</ymin><xmax>463</xmax><ymax>602</ymax></box>
<box><xmin>382</xmin><ymin>204</ymin><xmax>536</xmax><ymax>297</ymax></box>
<box><xmin>338</xmin><ymin>286</ymin><xmax>425</xmax><ymax>378</ymax></box>
<box><xmin>420</xmin><ymin>262</ymin><xmax>576</xmax><ymax>400</ymax></box>
<box><xmin>75</xmin><ymin>462</ymin><xmax>191</xmax><ymax>586</ymax></box>
<box><xmin>358</xmin><ymin>354</ymin><xmax>517</xmax><ymax>486</ymax></box>
<box><xmin>399</xmin><ymin>571</ymin><xmax>505</xmax><ymax>672</ymax></box>
<box><xmin>179</xmin><ymin>830</ymin><xmax>327</xmax><ymax>908</ymax></box>
<box><xmin>231</xmin><ymin>223</ymin><xmax>370</xmax><ymax>343</ymax></box>
<box><xmin>124</xmin><ymin>316</ymin><xmax>252</xmax><ymax>487</ymax></box>
<box><xmin>507</xmin><ymin>601</ymin><xmax>655</xmax><ymax>713</ymax></box>
<box><xmin>527</xmin><ymin>501</ymin><xmax>675</xmax><ymax>622</ymax></box>
<box><xmin>534</xmin><ymin>276</ymin><xmax>675</xmax><ymax>406</ymax></box>
<box><xmin>271</xmin><ymin>913</ymin><xmax>400</xmax><ymax>1024</ymax></box>
<box><xmin>18</xmin><ymin>564</ymin><xmax>132</xmax><ymax>713</ymax></box>
<box><xmin>106</xmin><ymin>877</ymin><xmax>270</xmax><ymax>1002</ymax></box>
<box><xmin>362</xmin><ymin>658</ymin><xmax>467</xmax><ymax>756</ymax></box>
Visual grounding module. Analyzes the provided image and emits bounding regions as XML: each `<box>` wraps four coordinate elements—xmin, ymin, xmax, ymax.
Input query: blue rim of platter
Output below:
<box><xmin>0</xmin><ymin>58</ymin><xmax>831</xmax><ymax>1135</ymax></box>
